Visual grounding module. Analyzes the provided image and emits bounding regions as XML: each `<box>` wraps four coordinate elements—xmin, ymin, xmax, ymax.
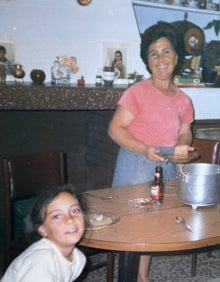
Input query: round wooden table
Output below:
<box><xmin>80</xmin><ymin>181</ymin><xmax>220</xmax><ymax>282</ymax></box>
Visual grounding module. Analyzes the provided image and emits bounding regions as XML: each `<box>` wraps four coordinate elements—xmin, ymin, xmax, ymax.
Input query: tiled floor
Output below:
<box><xmin>80</xmin><ymin>248</ymin><xmax>220</xmax><ymax>282</ymax></box>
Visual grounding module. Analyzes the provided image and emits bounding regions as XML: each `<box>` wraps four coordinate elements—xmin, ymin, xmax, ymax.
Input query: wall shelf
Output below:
<box><xmin>132</xmin><ymin>0</ymin><xmax>220</xmax><ymax>16</ymax></box>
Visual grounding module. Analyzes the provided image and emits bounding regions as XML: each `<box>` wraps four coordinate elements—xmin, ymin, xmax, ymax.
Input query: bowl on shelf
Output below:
<box><xmin>30</xmin><ymin>69</ymin><xmax>46</xmax><ymax>84</ymax></box>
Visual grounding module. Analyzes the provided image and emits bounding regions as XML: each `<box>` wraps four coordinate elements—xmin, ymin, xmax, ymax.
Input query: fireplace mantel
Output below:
<box><xmin>0</xmin><ymin>83</ymin><xmax>126</xmax><ymax>111</ymax></box>
<box><xmin>0</xmin><ymin>82</ymin><xmax>220</xmax><ymax>120</ymax></box>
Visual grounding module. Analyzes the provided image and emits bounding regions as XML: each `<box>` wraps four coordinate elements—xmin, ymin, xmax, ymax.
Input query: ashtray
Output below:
<box><xmin>128</xmin><ymin>197</ymin><xmax>161</xmax><ymax>211</ymax></box>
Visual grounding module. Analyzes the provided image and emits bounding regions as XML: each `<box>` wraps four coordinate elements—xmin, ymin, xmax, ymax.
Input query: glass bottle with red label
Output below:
<box><xmin>150</xmin><ymin>166</ymin><xmax>164</xmax><ymax>203</ymax></box>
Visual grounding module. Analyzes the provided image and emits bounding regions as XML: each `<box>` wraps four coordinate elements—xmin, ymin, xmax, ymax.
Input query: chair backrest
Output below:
<box><xmin>192</xmin><ymin>138</ymin><xmax>220</xmax><ymax>164</ymax></box>
<box><xmin>2</xmin><ymin>151</ymin><xmax>66</xmax><ymax>269</ymax></box>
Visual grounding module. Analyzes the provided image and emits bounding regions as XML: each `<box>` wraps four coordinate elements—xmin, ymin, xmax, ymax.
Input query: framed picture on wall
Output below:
<box><xmin>102</xmin><ymin>41</ymin><xmax>130</xmax><ymax>78</ymax></box>
<box><xmin>0</xmin><ymin>42</ymin><xmax>15</xmax><ymax>65</ymax></box>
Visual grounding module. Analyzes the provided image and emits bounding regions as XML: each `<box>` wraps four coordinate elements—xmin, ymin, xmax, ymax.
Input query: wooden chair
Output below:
<box><xmin>2</xmin><ymin>151</ymin><xmax>66</xmax><ymax>270</ymax></box>
<box><xmin>2</xmin><ymin>151</ymin><xmax>115</xmax><ymax>281</ymax></box>
<box><xmin>190</xmin><ymin>138</ymin><xmax>220</xmax><ymax>277</ymax></box>
<box><xmin>192</xmin><ymin>138</ymin><xmax>220</xmax><ymax>164</ymax></box>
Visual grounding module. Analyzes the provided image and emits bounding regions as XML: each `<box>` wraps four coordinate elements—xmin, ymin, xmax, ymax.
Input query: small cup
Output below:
<box><xmin>102</xmin><ymin>67</ymin><xmax>120</xmax><ymax>86</ymax></box>
<box><xmin>188</xmin><ymin>0</ymin><xmax>197</xmax><ymax>7</ymax></box>
<box><xmin>202</xmin><ymin>68</ymin><xmax>217</xmax><ymax>85</ymax></box>
<box><xmin>173</xmin><ymin>0</ymin><xmax>181</xmax><ymax>5</ymax></box>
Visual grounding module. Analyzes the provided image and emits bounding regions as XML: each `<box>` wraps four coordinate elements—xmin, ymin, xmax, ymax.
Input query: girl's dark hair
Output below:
<box><xmin>114</xmin><ymin>50</ymin><xmax>123</xmax><ymax>62</ymax></box>
<box><xmin>0</xmin><ymin>46</ymin><xmax>6</xmax><ymax>53</ymax></box>
<box><xmin>26</xmin><ymin>183</ymin><xmax>85</xmax><ymax>242</ymax></box>
<box><xmin>140</xmin><ymin>21</ymin><xmax>184</xmax><ymax>75</ymax></box>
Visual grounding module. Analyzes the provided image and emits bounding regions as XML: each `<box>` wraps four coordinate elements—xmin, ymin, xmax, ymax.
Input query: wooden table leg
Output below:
<box><xmin>118</xmin><ymin>252</ymin><xmax>140</xmax><ymax>282</ymax></box>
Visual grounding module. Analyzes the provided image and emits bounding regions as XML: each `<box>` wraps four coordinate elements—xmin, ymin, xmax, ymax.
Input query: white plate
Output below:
<box><xmin>128</xmin><ymin>198</ymin><xmax>161</xmax><ymax>211</ymax></box>
<box><xmin>85</xmin><ymin>211</ymin><xmax>120</xmax><ymax>231</ymax></box>
<box><xmin>164</xmin><ymin>151</ymin><xmax>200</xmax><ymax>164</ymax></box>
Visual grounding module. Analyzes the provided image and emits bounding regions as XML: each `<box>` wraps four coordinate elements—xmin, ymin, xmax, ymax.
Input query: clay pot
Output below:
<box><xmin>77</xmin><ymin>0</ymin><xmax>92</xmax><ymax>5</ymax></box>
<box><xmin>30</xmin><ymin>69</ymin><xmax>46</xmax><ymax>84</ymax></box>
<box><xmin>11</xmin><ymin>64</ymin><xmax>25</xmax><ymax>79</ymax></box>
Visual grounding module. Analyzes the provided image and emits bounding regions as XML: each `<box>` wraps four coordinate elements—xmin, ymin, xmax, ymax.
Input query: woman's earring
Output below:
<box><xmin>175</xmin><ymin>56</ymin><xmax>178</xmax><ymax>65</ymax></box>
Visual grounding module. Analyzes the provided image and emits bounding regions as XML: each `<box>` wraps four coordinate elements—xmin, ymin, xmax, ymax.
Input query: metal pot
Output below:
<box><xmin>176</xmin><ymin>163</ymin><xmax>220</xmax><ymax>209</ymax></box>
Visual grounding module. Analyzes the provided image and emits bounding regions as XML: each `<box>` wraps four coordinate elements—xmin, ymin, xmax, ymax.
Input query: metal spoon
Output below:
<box><xmin>84</xmin><ymin>192</ymin><xmax>113</xmax><ymax>201</ymax></box>
<box><xmin>176</xmin><ymin>216</ymin><xmax>193</xmax><ymax>232</ymax></box>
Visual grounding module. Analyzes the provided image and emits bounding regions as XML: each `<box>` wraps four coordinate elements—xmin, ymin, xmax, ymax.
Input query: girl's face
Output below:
<box><xmin>38</xmin><ymin>192</ymin><xmax>85</xmax><ymax>258</ymax></box>
<box><xmin>147</xmin><ymin>37</ymin><xmax>177</xmax><ymax>81</ymax></box>
<box><xmin>115</xmin><ymin>52</ymin><xmax>122</xmax><ymax>62</ymax></box>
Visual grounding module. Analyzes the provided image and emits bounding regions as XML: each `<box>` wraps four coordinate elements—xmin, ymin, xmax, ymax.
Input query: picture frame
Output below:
<box><xmin>102</xmin><ymin>41</ymin><xmax>130</xmax><ymax>76</ymax></box>
<box><xmin>0</xmin><ymin>42</ymin><xmax>16</xmax><ymax>65</ymax></box>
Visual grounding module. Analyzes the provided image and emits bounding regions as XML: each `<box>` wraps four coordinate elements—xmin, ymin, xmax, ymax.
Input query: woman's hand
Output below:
<box><xmin>174</xmin><ymin>123</ymin><xmax>194</xmax><ymax>157</ymax></box>
<box><xmin>144</xmin><ymin>146</ymin><xmax>165</xmax><ymax>162</ymax></box>
<box><xmin>174</xmin><ymin>144</ymin><xmax>195</xmax><ymax>156</ymax></box>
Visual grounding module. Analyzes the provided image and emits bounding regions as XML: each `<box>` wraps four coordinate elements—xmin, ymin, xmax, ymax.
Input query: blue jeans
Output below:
<box><xmin>112</xmin><ymin>147</ymin><xmax>176</xmax><ymax>187</ymax></box>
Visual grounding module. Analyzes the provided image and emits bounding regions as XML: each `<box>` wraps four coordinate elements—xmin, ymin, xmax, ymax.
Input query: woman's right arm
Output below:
<box><xmin>108</xmin><ymin>105</ymin><xmax>164</xmax><ymax>162</ymax></box>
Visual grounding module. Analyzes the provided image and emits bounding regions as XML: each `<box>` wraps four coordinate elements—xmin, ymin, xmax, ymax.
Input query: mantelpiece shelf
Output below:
<box><xmin>132</xmin><ymin>0</ymin><xmax>220</xmax><ymax>15</ymax></box>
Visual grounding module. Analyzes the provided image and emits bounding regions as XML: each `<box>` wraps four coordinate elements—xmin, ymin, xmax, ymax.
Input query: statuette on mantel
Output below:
<box><xmin>11</xmin><ymin>64</ymin><xmax>25</xmax><ymax>79</ymax></box>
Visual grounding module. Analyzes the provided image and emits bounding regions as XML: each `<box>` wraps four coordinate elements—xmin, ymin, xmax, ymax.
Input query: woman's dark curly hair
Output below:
<box><xmin>140</xmin><ymin>21</ymin><xmax>184</xmax><ymax>75</ymax></box>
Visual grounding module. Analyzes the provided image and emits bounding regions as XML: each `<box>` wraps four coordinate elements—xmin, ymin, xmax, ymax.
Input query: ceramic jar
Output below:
<box><xmin>30</xmin><ymin>69</ymin><xmax>46</xmax><ymax>84</ymax></box>
<box><xmin>11</xmin><ymin>64</ymin><xmax>25</xmax><ymax>79</ymax></box>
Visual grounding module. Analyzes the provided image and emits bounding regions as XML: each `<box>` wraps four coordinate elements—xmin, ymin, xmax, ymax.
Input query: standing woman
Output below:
<box><xmin>108</xmin><ymin>22</ymin><xmax>194</xmax><ymax>282</ymax></box>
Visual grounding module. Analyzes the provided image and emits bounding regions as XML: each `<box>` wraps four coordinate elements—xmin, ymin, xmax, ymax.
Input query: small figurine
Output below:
<box><xmin>57</xmin><ymin>55</ymin><xmax>79</xmax><ymax>73</ymax></box>
<box><xmin>51</xmin><ymin>55</ymin><xmax>79</xmax><ymax>84</ymax></box>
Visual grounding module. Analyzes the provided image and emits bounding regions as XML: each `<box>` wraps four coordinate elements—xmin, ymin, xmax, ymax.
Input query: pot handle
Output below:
<box><xmin>177</xmin><ymin>164</ymin><xmax>186</xmax><ymax>177</ymax></box>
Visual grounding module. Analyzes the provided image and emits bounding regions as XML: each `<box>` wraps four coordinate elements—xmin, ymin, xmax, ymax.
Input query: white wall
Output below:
<box><xmin>0</xmin><ymin>0</ymin><xmax>146</xmax><ymax>83</ymax></box>
<box><xmin>0</xmin><ymin>0</ymin><xmax>219</xmax><ymax>84</ymax></box>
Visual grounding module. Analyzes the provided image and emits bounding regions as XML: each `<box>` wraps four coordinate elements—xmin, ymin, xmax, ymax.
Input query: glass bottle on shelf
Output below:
<box><xmin>51</xmin><ymin>60</ymin><xmax>61</xmax><ymax>84</ymax></box>
<box><xmin>198</xmin><ymin>0</ymin><xmax>207</xmax><ymax>9</ymax></box>
<box><xmin>0</xmin><ymin>63</ymin><xmax>6</xmax><ymax>84</ymax></box>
